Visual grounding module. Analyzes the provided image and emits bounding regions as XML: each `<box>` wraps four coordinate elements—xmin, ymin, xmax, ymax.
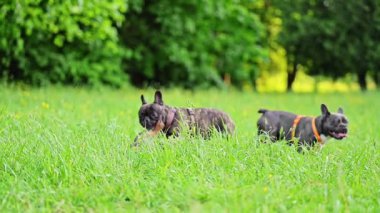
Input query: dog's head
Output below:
<box><xmin>138</xmin><ymin>91</ymin><xmax>168</xmax><ymax>130</ymax></box>
<box><xmin>320</xmin><ymin>104</ymin><xmax>348</xmax><ymax>140</ymax></box>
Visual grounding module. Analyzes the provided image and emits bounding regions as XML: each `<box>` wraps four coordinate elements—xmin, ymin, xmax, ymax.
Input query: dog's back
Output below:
<box><xmin>178</xmin><ymin>108</ymin><xmax>235</xmax><ymax>137</ymax></box>
<box><xmin>257</xmin><ymin>109</ymin><xmax>297</xmax><ymax>141</ymax></box>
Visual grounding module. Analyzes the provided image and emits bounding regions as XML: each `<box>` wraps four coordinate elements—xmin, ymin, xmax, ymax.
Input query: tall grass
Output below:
<box><xmin>0</xmin><ymin>86</ymin><xmax>379</xmax><ymax>212</ymax></box>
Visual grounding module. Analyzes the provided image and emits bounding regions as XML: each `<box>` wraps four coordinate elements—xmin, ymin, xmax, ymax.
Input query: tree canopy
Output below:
<box><xmin>121</xmin><ymin>0</ymin><xmax>266</xmax><ymax>89</ymax></box>
<box><xmin>0</xmin><ymin>0</ymin><xmax>379</xmax><ymax>90</ymax></box>
<box><xmin>273</xmin><ymin>0</ymin><xmax>380</xmax><ymax>91</ymax></box>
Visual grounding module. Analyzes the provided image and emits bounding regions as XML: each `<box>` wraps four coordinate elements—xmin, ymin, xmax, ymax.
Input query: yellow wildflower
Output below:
<box><xmin>263</xmin><ymin>187</ymin><xmax>269</xmax><ymax>193</ymax></box>
<box><xmin>41</xmin><ymin>102</ymin><xmax>50</xmax><ymax>109</ymax></box>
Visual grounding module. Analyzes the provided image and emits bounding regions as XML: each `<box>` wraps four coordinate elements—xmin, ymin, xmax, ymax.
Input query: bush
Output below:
<box><xmin>0</xmin><ymin>0</ymin><xmax>128</xmax><ymax>86</ymax></box>
<box><xmin>121</xmin><ymin>0</ymin><xmax>266</xmax><ymax>89</ymax></box>
<box><xmin>0</xmin><ymin>0</ymin><xmax>267</xmax><ymax>89</ymax></box>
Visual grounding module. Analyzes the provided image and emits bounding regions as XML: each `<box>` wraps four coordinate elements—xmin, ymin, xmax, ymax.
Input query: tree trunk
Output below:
<box><xmin>286</xmin><ymin>62</ymin><xmax>298</xmax><ymax>92</ymax></box>
<box><xmin>250</xmin><ymin>71</ymin><xmax>257</xmax><ymax>91</ymax></box>
<box><xmin>373</xmin><ymin>72</ymin><xmax>379</xmax><ymax>89</ymax></box>
<box><xmin>357</xmin><ymin>71</ymin><xmax>367</xmax><ymax>91</ymax></box>
<box><xmin>9</xmin><ymin>58</ymin><xmax>22</xmax><ymax>80</ymax></box>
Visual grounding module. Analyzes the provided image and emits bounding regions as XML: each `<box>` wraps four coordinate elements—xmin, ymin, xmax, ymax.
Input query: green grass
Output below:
<box><xmin>0</xmin><ymin>86</ymin><xmax>379</xmax><ymax>212</ymax></box>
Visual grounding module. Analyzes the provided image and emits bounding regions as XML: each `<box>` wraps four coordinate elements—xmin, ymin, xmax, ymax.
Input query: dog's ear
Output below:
<box><xmin>141</xmin><ymin>95</ymin><xmax>147</xmax><ymax>105</ymax></box>
<box><xmin>154</xmin><ymin>91</ymin><xmax>163</xmax><ymax>105</ymax></box>
<box><xmin>337</xmin><ymin>107</ymin><xmax>344</xmax><ymax>114</ymax></box>
<box><xmin>321</xmin><ymin>104</ymin><xmax>331</xmax><ymax>116</ymax></box>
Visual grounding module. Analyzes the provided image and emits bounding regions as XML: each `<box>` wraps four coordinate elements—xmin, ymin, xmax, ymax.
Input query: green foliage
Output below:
<box><xmin>251</xmin><ymin>0</ymin><xmax>287</xmax><ymax>86</ymax></box>
<box><xmin>2</xmin><ymin>0</ymin><xmax>378</xmax><ymax>89</ymax></box>
<box><xmin>0</xmin><ymin>0</ymin><xmax>128</xmax><ymax>86</ymax></box>
<box><xmin>1</xmin><ymin>86</ymin><xmax>379</xmax><ymax>211</ymax></box>
<box><xmin>319</xmin><ymin>0</ymin><xmax>380</xmax><ymax>90</ymax></box>
<box><xmin>121</xmin><ymin>0</ymin><xmax>266</xmax><ymax>89</ymax></box>
<box><xmin>273</xmin><ymin>0</ymin><xmax>380</xmax><ymax>90</ymax></box>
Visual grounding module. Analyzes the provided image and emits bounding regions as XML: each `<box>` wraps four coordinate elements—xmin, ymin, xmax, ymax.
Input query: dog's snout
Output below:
<box><xmin>340</xmin><ymin>125</ymin><xmax>348</xmax><ymax>133</ymax></box>
<box><xmin>143</xmin><ymin>120</ymin><xmax>147</xmax><ymax>128</ymax></box>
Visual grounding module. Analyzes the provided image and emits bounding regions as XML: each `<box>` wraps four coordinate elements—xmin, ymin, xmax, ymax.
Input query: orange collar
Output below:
<box><xmin>291</xmin><ymin>116</ymin><xmax>322</xmax><ymax>144</ymax></box>
<box><xmin>291</xmin><ymin>115</ymin><xmax>304</xmax><ymax>139</ymax></box>
<box><xmin>312</xmin><ymin>117</ymin><xmax>322</xmax><ymax>144</ymax></box>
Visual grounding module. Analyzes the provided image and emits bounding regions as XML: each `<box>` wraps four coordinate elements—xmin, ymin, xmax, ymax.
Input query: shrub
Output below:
<box><xmin>121</xmin><ymin>0</ymin><xmax>266</xmax><ymax>89</ymax></box>
<box><xmin>0</xmin><ymin>0</ymin><xmax>128</xmax><ymax>86</ymax></box>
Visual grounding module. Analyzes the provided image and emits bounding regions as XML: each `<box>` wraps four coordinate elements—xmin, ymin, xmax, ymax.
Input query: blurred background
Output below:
<box><xmin>0</xmin><ymin>0</ymin><xmax>379</xmax><ymax>92</ymax></box>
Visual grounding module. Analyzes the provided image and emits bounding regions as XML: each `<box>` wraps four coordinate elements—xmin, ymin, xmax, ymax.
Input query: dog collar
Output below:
<box><xmin>312</xmin><ymin>117</ymin><xmax>322</xmax><ymax>144</ymax></box>
<box><xmin>291</xmin><ymin>115</ymin><xmax>304</xmax><ymax>139</ymax></box>
<box><xmin>165</xmin><ymin>109</ymin><xmax>177</xmax><ymax>130</ymax></box>
<box><xmin>292</xmin><ymin>115</ymin><xmax>322</xmax><ymax>144</ymax></box>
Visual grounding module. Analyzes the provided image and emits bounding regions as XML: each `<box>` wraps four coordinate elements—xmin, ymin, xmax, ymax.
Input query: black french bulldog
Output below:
<box><xmin>136</xmin><ymin>91</ymin><xmax>235</xmax><ymax>140</ymax></box>
<box><xmin>257</xmin><ymin>104</ymin><xmax>348</xmax><ymax>146</ymax></box>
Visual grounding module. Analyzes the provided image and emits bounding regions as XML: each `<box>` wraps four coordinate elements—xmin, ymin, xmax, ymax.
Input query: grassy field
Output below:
<box><xmin>0</xmin><ymin>86</ymin><xmax>379</xmax><ymax>212</ymax></box>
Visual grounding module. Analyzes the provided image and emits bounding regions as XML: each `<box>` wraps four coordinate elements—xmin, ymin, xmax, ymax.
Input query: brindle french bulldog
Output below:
<box><xmin>257</xmin><ymin>104</ymin><xmax>348</xmax><ymax>147</ymax></box>
<box><xmin>134</xmin><ymin>91</ymin><xmax>235</xmax><ymax>143</ymax></box>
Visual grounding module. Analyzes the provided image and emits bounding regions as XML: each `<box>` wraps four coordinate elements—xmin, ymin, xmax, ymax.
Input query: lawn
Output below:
<box><xmin>0</xmin><ymin>86</ymin><xmax>379</xmax><ymax>212</ymax></box>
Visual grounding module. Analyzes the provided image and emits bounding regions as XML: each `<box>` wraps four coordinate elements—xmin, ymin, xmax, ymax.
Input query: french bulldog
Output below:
<box><xmin>257</xmin><ymin>104</ymin><xmax>348</xmax><ymax>146</ymax></box>
<box><xmin>135</xmin><ymin>91</ymin><xmax>235</xmax><ymax>142</ymax></box>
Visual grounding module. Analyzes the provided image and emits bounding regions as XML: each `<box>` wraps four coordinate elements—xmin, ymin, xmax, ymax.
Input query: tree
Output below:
<box><xmin>274</xmin><ymin>0</ymin><xmax>380</xmax><ymax>91</ymax></box>
<box><xmin>251</xmin><ymin>0</ymin><xmax>287</xmax><ymax>90</ymax></box>
<box><xmin>121</xmin><ymin>0</ymin><xmax>267</xmax><ymax>89</ymax></box>
<box><xmin>272</xmin><ymin>0</ymin><xmax>323</xmax><ymax>91</ymax></box>
<box><xmin>312</xmin><ymin>0</ymin><xmax>380</xmax><ymax>90</ymax></box>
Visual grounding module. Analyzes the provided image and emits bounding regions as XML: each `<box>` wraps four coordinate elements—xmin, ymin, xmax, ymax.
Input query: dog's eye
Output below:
<box><xmin>341</xmin><ymin>117</ymin><xmax>348</xmax><ymax>124</ymax></box>
<box><xmin>335</xmin><ymin>118</ymin><xmax>340</xmax><ymax>124</ymax></box>
<box><xmin>151</xmin><ymin>115</ymin><xmax>158</xmax><ymax>120</ymax></box>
